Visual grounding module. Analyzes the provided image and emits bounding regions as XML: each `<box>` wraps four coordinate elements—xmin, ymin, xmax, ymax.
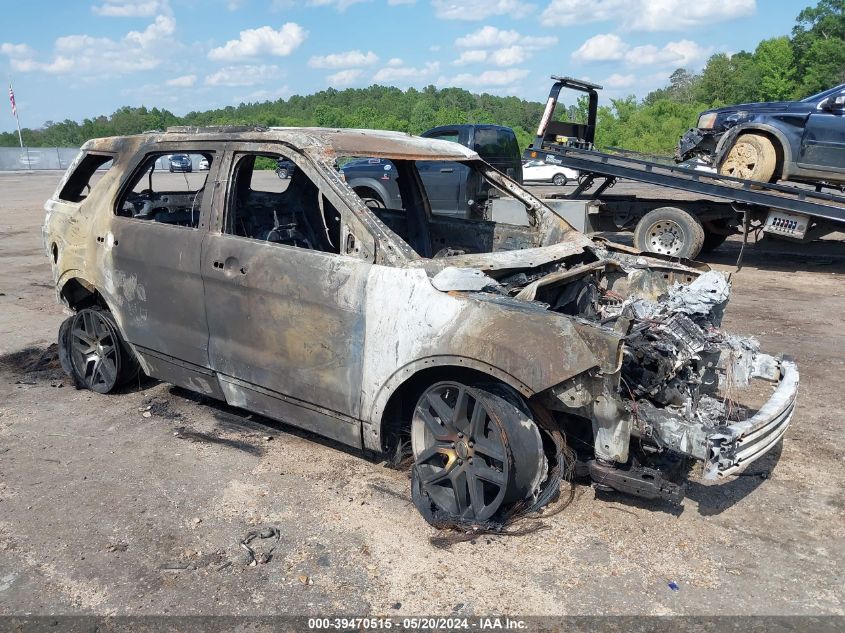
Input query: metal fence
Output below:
<box><xmin>0</xmin><ymin>147</ymin><xmax>81</xmax><ymax>171</ymax></box>
<box><xmin>0</xmin><ymin>148</ymin><xmax>211</xmax><ymax>172</ymax></box>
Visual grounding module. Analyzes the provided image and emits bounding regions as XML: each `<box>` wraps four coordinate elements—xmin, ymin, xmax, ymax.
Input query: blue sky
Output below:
<box><xmin>1</xmin><ymin>0</ymin><xmax>804</xmax><ymax>133</ymax></box>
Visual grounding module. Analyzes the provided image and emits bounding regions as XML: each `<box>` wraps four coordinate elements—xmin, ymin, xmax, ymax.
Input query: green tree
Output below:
<box><xmin>755</xmin><ymin>37</ymin><xmax>798</xmax><ymax>100</ymax></box>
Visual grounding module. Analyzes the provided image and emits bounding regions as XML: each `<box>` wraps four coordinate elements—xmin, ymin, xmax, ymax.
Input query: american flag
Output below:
<box><xmin>9</xmin><ymin>84</ymin><xmax>17</xmax><ymax>118</ymax></box>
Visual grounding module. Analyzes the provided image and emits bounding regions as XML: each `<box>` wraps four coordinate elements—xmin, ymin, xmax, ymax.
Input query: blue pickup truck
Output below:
<box><xmin>341</xmin><ymin>124</ymin><xmax>523</xmax><ymax>219</ymax></box>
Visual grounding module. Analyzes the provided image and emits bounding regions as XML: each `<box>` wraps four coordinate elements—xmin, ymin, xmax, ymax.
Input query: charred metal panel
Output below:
<box><xmin>203</xmin><ymin>236</ymin><xmax>370</xmax><ymax>421</ymax></box>
<box><xmin>359</xmin><ymin>264</ymin><xmax>623</xmax><ymax>449</ymax></box>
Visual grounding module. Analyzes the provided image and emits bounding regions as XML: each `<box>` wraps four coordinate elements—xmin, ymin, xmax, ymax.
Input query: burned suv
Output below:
<box><xmin>44</xmin><ymin>126</ymin><xmax>798</xmax><ymax>526</ymax></box>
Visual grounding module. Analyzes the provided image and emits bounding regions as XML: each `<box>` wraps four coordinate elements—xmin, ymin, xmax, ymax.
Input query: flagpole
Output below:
<box><xmin>9</xmin><ymin>79</ymin><xmax>29</xmax><ymax>170</ymax></box>
<box><xmin>14</xmin><ymin>104</ymin><xmax>24</xmax><ymax>151</ymax></box>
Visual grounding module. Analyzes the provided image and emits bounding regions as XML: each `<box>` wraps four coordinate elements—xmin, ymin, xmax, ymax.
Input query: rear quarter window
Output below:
<box><xmin>58</xmin><ymin>153</ymin><xmax>115</xmax><ymax>203</ymax></box>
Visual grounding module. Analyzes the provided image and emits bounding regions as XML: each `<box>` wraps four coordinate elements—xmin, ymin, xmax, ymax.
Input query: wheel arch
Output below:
<box><xmin>347</xmin><ymin>178</ymin><xmax>391</xmax><ymax>206</ymax></box>
<box><xmin>58</xmin><ymin>274</ymin><xmax>109</xmax><ymax>312</ymax></box>
<box><xmin>716</xmin><ymin>123</ymin><xmax>791</xmax><ymax>180</ymax></box>
<box><xmin>363</xmin><ymin>357</ymin><xmax>534</xmax><ymax>453</ymax></box>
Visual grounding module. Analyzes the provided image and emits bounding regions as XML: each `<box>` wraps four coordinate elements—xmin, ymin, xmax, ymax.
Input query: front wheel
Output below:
<box><xmin>552</xmin><ymin>173</ymin><xmax>567</xmax><ymax>187</ymax></box>
<box><xmin>61</xmin><ymin>308</ymin><xmax>139</xmax><ymax>393</ymax></box>
<box><xmin>633</xmin><ymin>206</ymin><xmax>705</xmax><ymax>258</ymax></box>
<box><xmin>719</xmin><ymin>133</ymin><xmax>778</xmax><ymax>182</ymax></box>
<box><xmin>410</xmin><ymin>381</ymin><xmax>547</xmax><ymax>525</ymax></box>
<box><xmin>276</xmin><ymin>167</ymin><xmax>288</xmax><ymax>179</ymax></box>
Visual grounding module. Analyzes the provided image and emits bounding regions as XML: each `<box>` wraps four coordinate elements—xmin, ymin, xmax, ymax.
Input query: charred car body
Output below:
<box><xmin>44</xmin><ymin>126</ymin><xmax>798</xmax><ymax>525</ymax></box>
<box><xmin>676</xmin><ymin>83</ymin><xmax>845</xmax><ymax>187</ymax></box>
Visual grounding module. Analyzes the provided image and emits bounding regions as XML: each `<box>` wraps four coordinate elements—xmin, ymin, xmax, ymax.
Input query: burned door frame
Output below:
<box><xmin>202</xmin><ymin>142</ymin><xmax>374</xmax><ymax>448</ymax></box>
<box><xmin>108</xmin><ymin>142</ymin><xmax>224</xmax><ymax>397</ymax></box>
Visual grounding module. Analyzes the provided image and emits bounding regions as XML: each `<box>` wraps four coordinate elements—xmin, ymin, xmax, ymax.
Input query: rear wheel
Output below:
<box><xmin>354</xmin><ymin>187</ymin><xmax>386</xmax><ymax>209</ymax></box>
<box><xmin>552</xmin><ymin>173</ymin><xmax>567</xmax><ymax>187</ymax></box>
<box><xmin>276</xmin><ymin>167</ymin><xmax>288</xmax><ymax>179</ymax></box>
<box><xmin>410</xmin><ymin>381</ymin><xmax>546</xmax><ymax>525</ymax></box>
<box><xmin>719</xmin><ymin>133</ymin><xmax>778</xmax><ymax>182</ymax></box>
<box><xmin>62</xmin><ymin>308</ymin><xmax>139</xmax><ymax>393</ymax></box>
<box><xmin>633</xmin><ymin>206</ymin><xmax>705</xmax><ymax>258</ymax></box>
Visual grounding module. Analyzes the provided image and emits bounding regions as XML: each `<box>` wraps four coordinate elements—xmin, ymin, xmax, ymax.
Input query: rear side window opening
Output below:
<box><xmin>58</xmin><ymin>153</ymin><xmax>115</xmax><ymax>203</ymax></box>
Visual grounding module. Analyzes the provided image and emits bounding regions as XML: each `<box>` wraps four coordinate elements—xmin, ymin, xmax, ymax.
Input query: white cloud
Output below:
<box><xmin>454</xmin><ymin>50</ymin><xmax>488</xmax><ymax>65</ymax></box>
<box><xmin>433</xmin><ymin>0</ymin><xmax>534</xmax><ymax>20</ymax></box>
<box><xmin>306</xmin><ymin>0</ymin><xmax>370</xmax><ymax>10</ymax></box>
<box><xmin>245</xmin><ymin>85</ymin><xmax>291</xmax><ymax>100</ymax></box>
<box><xmin>165</xmin><ymin>74</ymin><xmax>197</xmax><ymax>87</ymax></box>
<box><xmin>627</xmin><ymin>39</ymin><xmax>711</xmax><ymax>67</ymax></box>
<box><xmin>451</xmin><ymin>68</ymin><xmax>529</xmax><ymax>87</ymax></box>
<box><xmin>0</xmin><ymin>43</ymin><xmax>35</xmax><ymax>57</ymax></box>
<box><xmin>386</xmin><ymin>57</ymin><xmax>403</xmax><ymax>66</ymax></box>
<box><xmin>308</xmin><ymin>50</ymin><xmax>378</xmax><ymax>68</ymax></box>
<box><xmin>489</xmin><ymin>45</ymin><xmax>528</xmax><ymax>66</ymax></box>
<box><xmin>540</xmin><ymin>0</ymin><xmax>623</xmax><ymax>27</ymax></box>
<box><xmin>572</xmin><ymin>33</ymin><xmax>711</xmax><ymax>68</ymax></box>
<box><xmin>630</xmin><ymin>0</ymin><xmax>755</xmax><ymax>30</ymax></box>
<box><xmin>204</xmin><ymin>64</ymin><xmax>283</xmax><ymax>86</ymax></box>
<box><xmin>327</xmin><ymin>69</ymin><xmax>364</xmax><ymax>86</ymax></box>
<box><xmin>91</xmin><ymin>0</ymin><xmax>166</xmax><ymax>17</ymax></box>
<box><xmin>4</xmin><ymin>15</ymin><xmax>176</xmax><ymax>75</ymax></box>
<box><xmin>372</xmin><ymin>61</ymin><xmax>440</xmax><ymax>83</ymax></box>
<box><xmin>208</xmin><ymin>23</ymin><xmax>307</xmax><ymax>61</ymax></box>
<box><xmin>603</xmin><ymin>73</ymin><xmax>636</xmax><ymax>88</ymax></box>
<box><xmin>455</xmin><ymin>26</ymin><xmax>521</xmax><ymax>48</ymax></box>
<box><xmin>541</xmin><ymin>0</ymin><xmax>755</xmax><ymax>30</ymax></box>
<box><xmin>571</xmin><ymin>33</ymin><xmax>628</xmax><ymax>62</ymax></box>
<box><xmin>453</xmin><ymin>26</ymin><xmax>556</xmax><ymax>67</ymax></box>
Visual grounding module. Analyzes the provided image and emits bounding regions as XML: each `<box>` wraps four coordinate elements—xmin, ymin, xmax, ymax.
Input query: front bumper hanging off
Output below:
<box><xmin>703</xmin><ymin>356</ymin><xmax>799</xmax><ymax>479</ymax></box>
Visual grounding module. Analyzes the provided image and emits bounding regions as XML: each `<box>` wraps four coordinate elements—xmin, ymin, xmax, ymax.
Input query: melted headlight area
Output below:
<box><xmin>533</xmin><ymin>263</ymin><xmax>791</xmax><ymax>503</ymax></box>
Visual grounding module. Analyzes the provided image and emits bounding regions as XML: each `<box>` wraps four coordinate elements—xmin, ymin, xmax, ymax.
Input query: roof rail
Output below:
<box><xmin>165</xmin><ymin>125</ymin><xmax>269</xmax><ymax>134</ymax></box>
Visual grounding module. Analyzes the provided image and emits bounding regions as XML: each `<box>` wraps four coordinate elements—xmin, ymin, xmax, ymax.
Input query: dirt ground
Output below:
<box><xmin>0</xmin><ymin>171</ymin><xmax>843</xmax><ymax>617</ymax></box>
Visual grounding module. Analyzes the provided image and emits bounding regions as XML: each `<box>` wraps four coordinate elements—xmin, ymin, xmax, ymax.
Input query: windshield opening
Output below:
<box><xmin>338</xmin><ymin>155</ymin><xmax>575</xmax><ymax>259</ymax></box>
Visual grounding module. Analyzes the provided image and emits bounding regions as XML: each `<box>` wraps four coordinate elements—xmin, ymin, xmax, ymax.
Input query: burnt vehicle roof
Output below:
<box><xmin>81</xmin><ymin>126</ymin><xmax>480</xmax><ymax>161</ymax></box>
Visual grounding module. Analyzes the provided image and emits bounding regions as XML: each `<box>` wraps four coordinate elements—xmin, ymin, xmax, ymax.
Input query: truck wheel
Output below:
<box><xmin>633</xmin><ymin>207</ymin><xmax>705</xmax><ymax>259</ymax></box>
<box><xmin>552</xmin><ymin>173</ymin><xmax>568</xmax><ymax>186</ymax></box>
<box><xmin>354</xmin><ymin>187</ymin><xmax>386</xmax><ymax>209</ymax></box>
<box><xmin>719</xmin><ymin>133</ymin><xmax>778</xmax><ymax>182</ymax></box>
<box><xmin>61</xmin><ymin>307</ymin><xmax>139</xmax><ymax>393</ymax></box>
<box><xmin>410</xmin><ymin>381</ymin><xmax>546</xmax><ymax>525</ymax></box>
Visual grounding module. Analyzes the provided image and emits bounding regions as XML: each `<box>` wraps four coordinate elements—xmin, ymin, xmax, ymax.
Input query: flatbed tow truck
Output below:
<box><xmin>526</xmin><ymin>76</ymin><xmax>845</xmax><ymax>259</ymax></box>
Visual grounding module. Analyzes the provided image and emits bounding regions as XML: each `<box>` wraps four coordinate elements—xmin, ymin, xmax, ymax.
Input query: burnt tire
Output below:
<box><xmin>61</xmin><ymin>307</ymin><xmax>139</xmax><ymax>394</ymax></box>
<box><xmin>552</xmin><ymin>173</ymin><xmax>568</xmax><ymax>187</ymax></box>
<box><xmin>719</xmin><ymin>133</ymin><xmax>778</xmax><ymax>183</ymax></box>
<box><xmin>633</xmin><ymin>206</ymin><xmax>705</xmax><ymax>259</ymax></box>
<box><xmin>410</xmin><ymin>381</ymin><xmax>547</xmax><ymax>526</ymax></box>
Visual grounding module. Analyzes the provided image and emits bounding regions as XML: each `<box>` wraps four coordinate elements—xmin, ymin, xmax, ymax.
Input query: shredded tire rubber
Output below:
<box><xmin>409</xmin><ymin>387</ymin><xmax>576</xmax><ymax>548</ymax></box>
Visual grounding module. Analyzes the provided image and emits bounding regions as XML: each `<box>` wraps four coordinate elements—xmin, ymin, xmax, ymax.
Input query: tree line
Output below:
<box><xmin>1</xmin><ymin>0</ymin><xmax>841</xmax><ymax>156</ymax></box>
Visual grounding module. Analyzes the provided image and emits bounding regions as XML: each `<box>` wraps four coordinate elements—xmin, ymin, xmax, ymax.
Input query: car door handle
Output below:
<box><xmin>440</xmin><ymin>168</ymin><xmax>454</xmax><ymax>173</ymax></box>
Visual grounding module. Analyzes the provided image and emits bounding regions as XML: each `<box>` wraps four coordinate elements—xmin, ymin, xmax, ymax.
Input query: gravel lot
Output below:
<box><xmin>0</xmin><ymin>171</ymin><xmax>843</xmax><ymax>617</ymax></box>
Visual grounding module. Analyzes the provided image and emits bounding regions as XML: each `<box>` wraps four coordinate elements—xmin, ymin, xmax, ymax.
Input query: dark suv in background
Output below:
<box><xmin>676</xmin><ymin>84</ymin><xmax>845</xmax><ymax>186</ymax></box>
<box><xmin>341</xmin><ymin>124</ymin><xmax>523</xmax><ymax>218</ymax></box>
